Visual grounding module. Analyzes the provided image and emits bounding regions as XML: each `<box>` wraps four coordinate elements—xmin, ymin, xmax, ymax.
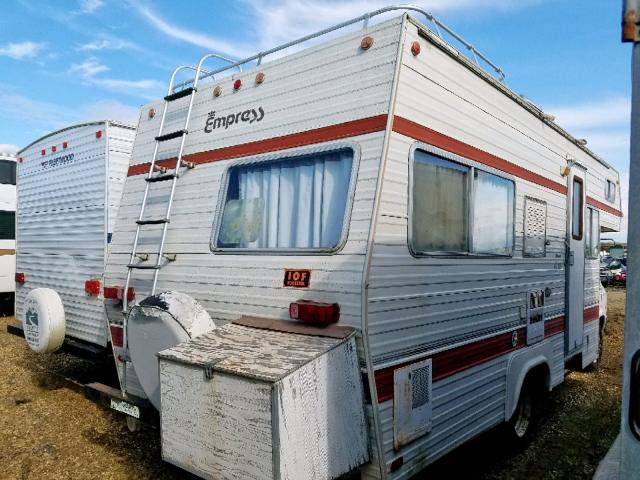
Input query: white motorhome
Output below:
<box><xmin>87</xmin><ymin>7</ymin><xmax>621</xmax><ymax>479</ymax></box>
<box><xmin>0</xmin><ymin>152</ymin><xmax>16</xmax><ymax>314</ymax></box>
<box><xmin>13</xmin><ymin>121</ymin><xmax>135</xmax><ymax>354</ymax></box>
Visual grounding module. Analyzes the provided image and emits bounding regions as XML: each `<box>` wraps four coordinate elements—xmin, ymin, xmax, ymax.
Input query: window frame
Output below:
<box><xmin>210</xmin><ymin>142</ymin><xmax>360</xmax><ymax>255</ymax></box>
<box><xmin>586</xmin><ymin>207</ymin><xmax>600</xmax><ymax>259</ymax></box>
<box><xmin>605</xmin><ymin>179</ymin><xmax>616</xmax><ymax>203</ymax></box>
<box><xmin>572</xmin><ymin>177</ymin><xmax>584</xmax><ymax>241</ymax></box>
<box><xmin>408</xmin><ymin>142</ymin><xmax>516</xmax><ymax>258</ymax></box>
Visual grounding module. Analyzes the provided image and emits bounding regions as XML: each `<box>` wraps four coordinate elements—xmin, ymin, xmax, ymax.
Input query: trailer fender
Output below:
<box><xmin>505</xmin><ymin>341</ymin><xmax>553</xmax><ymax>421</ymax></box>
<box><xmin>23</xmin><ymin>288</ymin><xmax>65</xmax><ymax>353</ymax></box>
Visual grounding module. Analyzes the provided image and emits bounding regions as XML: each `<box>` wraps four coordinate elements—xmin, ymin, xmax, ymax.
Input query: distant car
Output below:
<box><xmin>614</xmin><ymin>265</ymin><xmax>627</xmax><ymax>284</ymax></box>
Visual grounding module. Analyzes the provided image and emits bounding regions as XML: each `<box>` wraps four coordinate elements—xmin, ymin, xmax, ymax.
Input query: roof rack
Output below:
<box><xmin>171</xmin><ymin>4</ymin><xmax>505</xmax><ymax>92</ymax></box>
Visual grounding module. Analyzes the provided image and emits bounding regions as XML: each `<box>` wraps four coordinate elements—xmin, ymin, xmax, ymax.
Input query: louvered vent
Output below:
<box><xmin>393</xmin><ymin>359</ymin><xmax>433</xmax><ymax>449</ymax></box>
<box><xmin>524</xmin><ymin>197</ymin><xmax>547</xmax><ymax>257</ymax></box>
<box><xmin>411</xmin><ymin>363</ymin><xmax>431</xmax><ymax>409</ymax></box>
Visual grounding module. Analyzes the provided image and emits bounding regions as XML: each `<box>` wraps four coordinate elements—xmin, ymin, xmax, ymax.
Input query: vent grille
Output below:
<box><xmin>411</xmin><ymin>364</ymin><xmax>431</xmax><ymax>409</ymax></box>
<box><xmin>524</xmin><ymin>197</ymin><xmax>547</xmax><ymax>257</ymax></box>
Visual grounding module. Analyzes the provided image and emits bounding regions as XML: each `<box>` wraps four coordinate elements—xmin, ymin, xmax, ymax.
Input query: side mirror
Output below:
<box><xmin>610</xmin><ymin>246</ymin><xmax>625</xmax><ymax>259</ymax></box>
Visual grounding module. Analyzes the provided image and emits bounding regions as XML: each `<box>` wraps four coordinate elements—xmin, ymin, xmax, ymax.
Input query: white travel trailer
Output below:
<box><xmin>12</xmin><ymin>121</ymin><xmax>135</xmax><ymax>354</ymax></box>
<box><xmin>90</xmin><ymin>6</ymin><xmax>622</xmax><ymax>479</ymax></box>
<box><xmin>0</xmin><ymin>152</ymin><xmax>16</xmax><ymax>314</ymax></box>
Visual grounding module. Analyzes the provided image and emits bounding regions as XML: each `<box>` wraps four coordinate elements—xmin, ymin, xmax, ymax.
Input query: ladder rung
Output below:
<box><xmin>164</xmin><ymin>87</ymin><xmax>196</xmax><ymax>102</ymax></box>
<box><xmin>146</xmin><ymin>174</ymin><xmax>178</xmax><ymax>183</ymax></box>
<box><xmin>127</xmin><ymin>264</ymin><xmax>162</xmax><ymax>270</ymax></box>
<box><xmin>155</xmin><ymin>129</ymin><xmax>187</xmax><ymax>142</ymax></box>
<box><xmin>136</xmin><ymin>219</ymin><xmax>169</xmax><ymax>225</ymax></box>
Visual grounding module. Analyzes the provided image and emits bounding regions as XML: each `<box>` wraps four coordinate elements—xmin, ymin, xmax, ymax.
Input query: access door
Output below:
<box><xmin>566</xmin><ymin>165</ymin><xmax>586</xmax><ymax>355</ymax></box>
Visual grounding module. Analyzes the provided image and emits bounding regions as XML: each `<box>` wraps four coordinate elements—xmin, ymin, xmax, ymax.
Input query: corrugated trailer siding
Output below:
<box><xmin>107</xmin><ymin>124</ymin><xmax>137</xmax><ymax>239</ymax></box>
<box><xmin>17</xmin><ymin>122</ymin><xmax>134</xmax><ymax>346</ymax></box>
<box><xmin>105</xmin><ymin>17</ymin><xmax>405</xmax><ymax>340</ymax></box>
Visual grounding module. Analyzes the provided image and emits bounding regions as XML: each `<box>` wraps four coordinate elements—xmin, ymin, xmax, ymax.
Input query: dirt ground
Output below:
<box><xmin>0</xmin><ymin>288</ymin><xmax>627</xmax><ymax>479</ymax></box>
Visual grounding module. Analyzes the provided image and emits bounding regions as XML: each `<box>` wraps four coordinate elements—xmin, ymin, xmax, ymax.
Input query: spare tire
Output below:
<box><xmin>127</xmin><ymin>291</ymin><xmax>216</xmax><ymax>409</ymax></box>
<box><xmin>23</xmin><ymin>288</ymin><xmax>65</xmax><ymax>353</ymax></box>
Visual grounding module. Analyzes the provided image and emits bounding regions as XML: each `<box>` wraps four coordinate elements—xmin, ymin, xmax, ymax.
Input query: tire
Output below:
<box><xmin>504</xmin><ymin>379</ymin><xmax>540</xmax><ymax>448</ymax></box>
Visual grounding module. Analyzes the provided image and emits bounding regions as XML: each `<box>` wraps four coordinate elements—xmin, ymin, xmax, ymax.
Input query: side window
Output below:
<box><xmin>213</xmin><ymin>148</ymin><xmax>354</xmax><ymax>251</ymax></box>
<box><xmin>572</xmin><ymin>178</ymin><xmax>584</xmax><ymax>241</ymax></box>
<box><xmin>411</xmin><ymin>149</ymin><xmax>514</xmax><ymax>256</ymax></box>
<box><xmin>0</xmin><ymin>160</ymin><xmax>16</xmax><ymax>185</ymax></box>
<box><xmin>605</xmin><ymin>180</ymin><xmax>616</xmax><ymax>203</ymax></box>
<box><xmin>0</xmin><ymin>211</ymin><xmax>15</xmax><ymax>240</ymax></box>
<box><xmin>523</xmin><ymin>197</ymin><xmax>547</xmax><ymax>257</ymax></box>
<box><xmin>586</xmin><ymin>207</ymin><xmax>600</xmax><ymax>259</ymax></box>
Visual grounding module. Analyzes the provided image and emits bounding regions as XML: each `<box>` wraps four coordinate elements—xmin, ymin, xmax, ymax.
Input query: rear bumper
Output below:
<box><xmin>85</xmin><ymin>382</ymin><xmax>157</xmax><ymax>425</ymax></box>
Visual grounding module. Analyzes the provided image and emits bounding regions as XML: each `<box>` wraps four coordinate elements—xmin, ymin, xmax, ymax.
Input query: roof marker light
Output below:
<box><xmin>233</xmin><ymin>79</ymin><xmax>242</xmax><ymax>91</ymax></box>
<box><xmin>255</xmin><ymin>72</ymin><xmax>265</xmax><ymax>84</ymax></box>
<box><xmin>411</xmin><ymin>41</ymin><xmax>421</xmax><ymax>56</ymax></box>
<box><xmin>62</xmin><ymin>141</ymin><xmax>68</xmax><ymax>149</ymax></box>
<box><xmin>15</xmin><ymin>272</ymin><xmax>26</xmax><ymax>284</ymax></box>
<box><xmin>213</xmin><ymin>85</ymin><xmax>222</xmax><ymax>97</ymax></box>
<box><xmin>96</xmin><ymin>130</ymin><xmax>102</xmax><ymax>139</ymax></box>
<box><xmin>41</xmin><ymin>149</ymin><xmax>46</xmax><ymax>156</ymax></box>
<box><xmin>18</xmin><ymin>157</ymin><xmax>23</xmax><ymax>163</ymax></box>
<box><xmin>360</xmin><ymin>36</ymin><xmax>374</xmax><ymax>50</ymax></box>
<box><xmin>52</xmin><ymin>145</ymin><xmax>57</xmax><ymax>153</ymax></box>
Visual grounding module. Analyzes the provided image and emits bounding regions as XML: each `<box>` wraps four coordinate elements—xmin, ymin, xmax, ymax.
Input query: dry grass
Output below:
<box><xmin>0</xmin><ymin>288</ymin><xmax>627</xmax><ymax>479</ymax></box>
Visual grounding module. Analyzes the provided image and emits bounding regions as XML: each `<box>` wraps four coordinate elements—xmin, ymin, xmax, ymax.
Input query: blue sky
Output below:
<box><xmin>0</xmin><ymin>0</ymin><xmax>632</xmax><ymax>237</ymax></box>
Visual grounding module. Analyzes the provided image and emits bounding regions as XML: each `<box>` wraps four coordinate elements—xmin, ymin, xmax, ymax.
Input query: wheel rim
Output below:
<box><xmin>514</xmin><ymin>392</ymin><xmax>532</xmax><ymax>438</ymax></box>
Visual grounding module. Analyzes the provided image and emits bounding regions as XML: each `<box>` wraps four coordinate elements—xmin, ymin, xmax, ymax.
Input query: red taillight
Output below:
<box><xmin>109</xmin><ymin>325</ymin><xmax>123</xmax><ymax>347</ymax></box>
<box><xmin>85</xmin><ymin>278</ymin><xmax>101</xmax><ymax>296</ymax></box>
<box><xmin>96</xmin><ymin>130</ymin><xmax>102</xmax><ymax>139</ymax></box>
<box><xmin>289</xmin><ymin>300</ymin><xmax>339</xmax><ymax>325</ymax></box>
<box><xmin>104</xmin><ymin>286</ymin><xmax>134</xmax><ymax>302</ymax></box>
<box><xmin>15</xmin><ymin>272</ymin><xmax>26</xmax><ymax>284</ymax></box>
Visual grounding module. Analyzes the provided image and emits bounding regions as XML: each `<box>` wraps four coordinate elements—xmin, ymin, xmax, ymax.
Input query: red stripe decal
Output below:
<box><xmin>374</xmin><ymin>328</ymin><xmax>527</xmax><ymax>402</ymax></box>
<box><xmin>544</xmin><ymin>316</ymin><xmax>565</xmax><ymax>337</ymax></box>
<box><xmin>584</xmin><ymin>305</ymin><xmax>600</xmax><ymax>325</ymax></box>
<box><xmin>392</xmin><ymin>116</ymin><xmax>568</xmax><ymax>195</ymax></box>
<box><xmin>586</xmin><ymin>196</ymin><xmax>623</xmax><ymax>217</ymax></box>
<box><xmin>127</xmin><ymin>115</ymin><xmax>388</xmax><ymax>176</ymax></box>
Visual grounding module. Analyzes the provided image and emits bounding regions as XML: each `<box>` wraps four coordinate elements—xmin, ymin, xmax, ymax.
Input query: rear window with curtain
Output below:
<box><xmin>0</xmin><ymin>160</ymin><xmax>16</xmax><ymax>185</ymax></box>
<box><xmin>214</xmin><ymin>148</ymin><xmax>354</xmax><ymax>251</ymax></box>
<box><xmin>0</xmin><ymin>211</ymin><xmax>15</xmax><ymax>240</ymax></box>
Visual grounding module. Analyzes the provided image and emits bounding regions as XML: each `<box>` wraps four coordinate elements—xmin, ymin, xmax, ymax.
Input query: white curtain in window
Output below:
<box><xmin>228</xmin><ymin>150</ymin><xmax>352</xmax><ymax>249</ymax></box>
<box><xmin>473</xmin><ymin>170</ymin><xmax>514</xmax><ymax>255</ymax></box>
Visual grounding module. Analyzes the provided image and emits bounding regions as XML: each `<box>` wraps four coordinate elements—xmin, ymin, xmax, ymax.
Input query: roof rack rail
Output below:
<box><xmin>172</xmin><ymin>3</ymin><xmax>505</xmax><ymax>92</ymax></box>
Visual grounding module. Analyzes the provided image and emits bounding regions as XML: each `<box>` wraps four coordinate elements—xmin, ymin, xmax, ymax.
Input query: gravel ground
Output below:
<box><xmin>0</xmin><ymin>288</ymin><xmax>626</xmax><ymax>479</ymax></box>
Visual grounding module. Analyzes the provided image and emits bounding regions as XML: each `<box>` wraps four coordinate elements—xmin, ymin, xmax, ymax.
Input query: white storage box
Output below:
<box><xmin>158</xmin><ymin>318</ymin><xmax>369</xmax><ymax>480</ymax></box>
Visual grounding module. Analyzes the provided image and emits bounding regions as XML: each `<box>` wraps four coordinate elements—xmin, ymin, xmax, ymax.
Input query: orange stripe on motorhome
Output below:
<box><xmin>392</xmin><ymin>115</ymin><xmax>568</xmax><ymax>195</ymax></box>
<box><xmin>127</xmin><ymin>115</ymin><xmax>389</xmax><ymax>176</ymax></box>
<box><xmin>586</xmin><ymin>196</ymin><xmax>623</xmax><ymax>217</ymax></box>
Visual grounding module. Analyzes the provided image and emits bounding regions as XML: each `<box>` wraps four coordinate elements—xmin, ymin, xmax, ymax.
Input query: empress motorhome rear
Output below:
<box><xmin>94</xmin><ymin>7</ymin><xmax>621</xmax><ymax>479</ymax></box>
<box><xmin>0</xmin><ymin>153</ymin><xmax>16</xmax><ymax>313</ymax></box>
<box><xmin>14</xmin><ymin>121</ymin><xmax>135</xmax><ymax>353</ymax></box>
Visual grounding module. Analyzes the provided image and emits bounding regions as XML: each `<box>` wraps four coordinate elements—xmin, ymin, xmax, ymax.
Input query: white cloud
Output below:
<box><xmin>69</xmin><ymin>57</ymin><xmax>163</xmax><ymax>99</ymax></box>
<box><xmin>0</xmin><ymin>144</ymin><xmax>19</xmax><ymax>155</ymax></box>
<box><xmin>132</xmin><ymin>3</ymin><xmax>250</xmax><ymax>59</ymax></box>
<box><xmin>80</xmin><ymin>100</ymin><xmax>140</xmax><ymax>126</ymax></box>
<box><xmin>78</xmin><ymin>38</ymin><xmax>136</xmax><ymax>51</ymax></box>
<box><xmin>78</xmin><ymin>0</ymin><xmax>104</xmax><ymax>14</ymax></box>
<box><xmin>0</xmin><ymin>41</ymin><xmax>46</xmax><ymax>60</ymax></box>
<box><xmin>547</xmin><ymin>97</ymin><xmax>630</xmax><ymax>131</ymax></box>
<box><xmin>69</xmin><ymin>57</ymin><xmax>110</xmax><ymax>77</ymax></box>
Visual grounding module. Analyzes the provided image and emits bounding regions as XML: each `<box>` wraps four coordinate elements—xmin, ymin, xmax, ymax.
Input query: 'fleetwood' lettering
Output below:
<box><xmin>41</xmin><ymin>153</ymin><xmax>75</xmax><ymax>169</ymax></box>
<box><xmin>204</xmin><ymin>107</ymin><xmax>265</xmax><ymax>133</ymax></box>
